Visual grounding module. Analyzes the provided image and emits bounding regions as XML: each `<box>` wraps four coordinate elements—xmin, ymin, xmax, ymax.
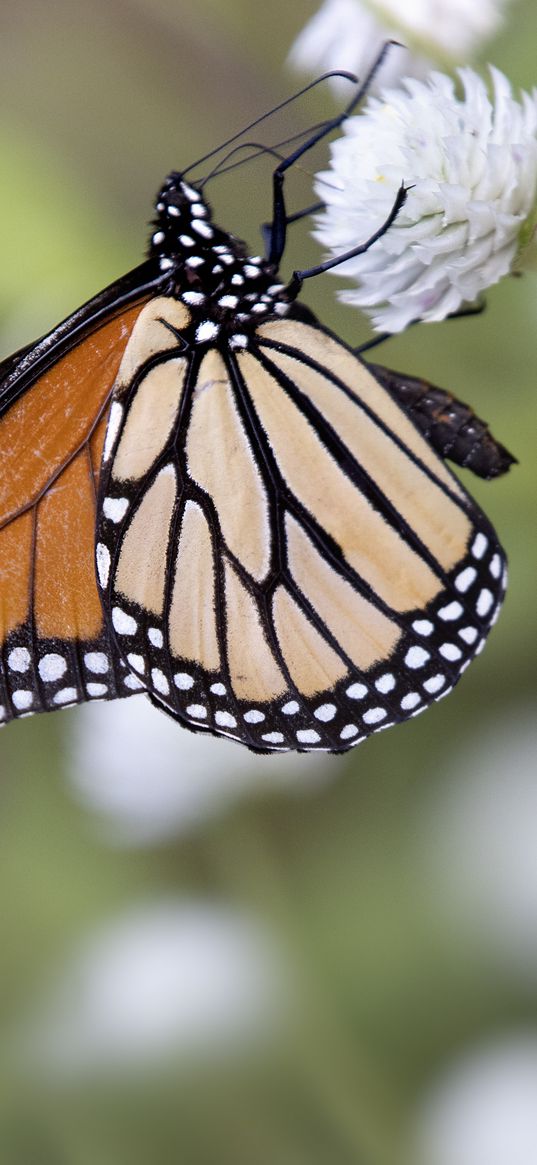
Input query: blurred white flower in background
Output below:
<box><xmin>23</xmin><ymin>899</ymin><xmax>290</xmax><ymax>1075</ymax></box>
<box><xmin>289</xmin><ymin>0</ymin><xmax>513</xmax><ymax>94</ymax></box>
<box><xmin>314</xmin><ymin>67</ymin><xmax>537</xmax><ymax>332</ymax></box>
<box><xmin>421</xmin><ymin>706</ymin><xmax>537</xmax><ymax>985</ymax></box>
<box><xmin>412</xmin><ymin>1036</ymin><xmax>537</xmax><ymax>1165</ymax></box>
<box><xmin>68</xmin><ymin>697</ymin><xmax>331</xmax><ymax>847</ymax></box>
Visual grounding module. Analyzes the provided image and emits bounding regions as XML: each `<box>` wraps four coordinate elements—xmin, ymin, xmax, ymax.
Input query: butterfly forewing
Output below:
<box><xmin>0</xmin><ymin>301</ymin><xmax>150</xmax><ymax>723</ymax></box>
<box><xmin>97</xmin><ymin>302</ymin><xmax>507</xmax><ymax>752</ymax></box>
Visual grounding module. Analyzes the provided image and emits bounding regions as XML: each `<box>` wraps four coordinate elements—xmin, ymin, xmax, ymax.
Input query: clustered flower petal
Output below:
<box><xmin>289</xmin><ymin>0</ymin><xmax>513</xmax><ymax>92</ymax></box>
<box><xmin>314</xmin><ymin>68</ymin><xmax>537</xmax><ymax>332</ymax></box>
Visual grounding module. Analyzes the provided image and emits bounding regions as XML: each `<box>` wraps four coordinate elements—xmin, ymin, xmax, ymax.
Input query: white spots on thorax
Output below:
<box><xmin>196</xmin><ymin>321</ymin><xmax>220</xmax><ymax>344</ymax></box>
<box><xmin>179</xmin><ymin>234</ymin><xmax>194</xmax><ymax>247</ymax></box>
<box><xmin>192</xmin><ymin>220</ymin><xmax>214</xmax><ymax>240</ymax></box>
<box><xmin>191</xmin><ymin>203</ymin><xmax>207</xmax><ymax>217</ymax></box>
<box><xmin>152</xmin><ymin>230</ymin><xmax>165</xmax><ymax>246</ymax></box>
<box><xmin>243</xmin><ymin>265</ymin><xmax>260</xmax><ymax>279</ymax></box>
<box><xmin>231</xmin><ymin>274</ymin><xmax>244</xmax><ymax>286</ymax></box>
<box><xmin>85</xmin><ymin>651</ymin><xmax>109</xmax><ymax>674</ymax></box>
<box><xmin>168</xmin><ymin>205</ymin><xmax>180</xmax><ymax>218</ymax></box>
<box><xmin>96</xmin><ymin>542</ymin><xmax>111</xmax><ymax>588</ymax></box>
<box><xmin>180</xmin><ymin>182</ymin><xmax>200</xmax><ymax>202</ymax></box>
<box><xmin>183</xmin><ymin>291</ymin><xmax>205</xmax><ymax>306</ymax></box>
<box><xmin>218</xmin><ymin>295</ymin><xmax>239</xmax><ymax>308</ymax></box>
<box><xmin>112</xmin><ymin>607</ymin><xmax>138</xmax><ymax>635</ymax></box>
<box><xmin>103</xmin><ymin>402</ymin><xmax>124</xmax><ymax>463</ymax></box>
<box><xmin>38</xmin><ymin>653</ymin><xmax>67</xmax><ymax>683</ymax></box>
<box><xmin>159</xmin><ymin>258</ymin><xmax>174</xmax><ymax>272</ymax></box>
<box><xmin>148</xmin><ymin>627</ymin><xmax>164</xmax><ymax>648</ymax></box>
<box><xmin>186</xmin><ymin>256</ymin><xmax>204</xmax><ymax>269</ymax></box>
<box><xmin>8</xmin><ymin>646</ymin><xmax>31</xmax><ymax>673</ymax></box>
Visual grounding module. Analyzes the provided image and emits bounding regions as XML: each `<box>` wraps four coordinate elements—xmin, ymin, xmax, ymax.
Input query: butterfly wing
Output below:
<box><xmin>98</xmin><ymin>306</ymin><xmax>506</xmax><ymax>752</ymax></box>
<box><xmin>0</xmin><ymin>269</ymin><xmax>161</xmax><ymax>724</ymax></box>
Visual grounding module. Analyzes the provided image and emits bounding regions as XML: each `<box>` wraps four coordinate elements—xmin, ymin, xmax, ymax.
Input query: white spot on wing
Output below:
<box><xmin>314</xmin><ymin>703</ymin><xmax>336</xmax><ymax>722</ymax></box>
<box><xmin>152</xmin><ymin>668</ymin><xmax>170</xmax><ymax>695</ymax></box>
<box><xmin>404</xmin><ymin>646</ymin><xmax>430</xmax><ymax>669</ymax></box>
<box><xmin>12</xmin><ymin>690</ymin><xmax>33</xmax><ymax>710</ymax></box>
<box><xmin>244</xmin><ymin>710</ymin><xmax>265</xmax><ymax>724</ymax></box>
<box><xmin>112</xmin><ymin>608</ymin><xmax>138</xmax><ymax>635</ymax></box>
<box><xmin>53</xmin><ymin>687</ymin><xmax>78</xmax><ymax>705</ymax></box>
<box><xmin>346</xmin><ymin>683</ymin><xmax>367</xmax><ymax>700</ymax></box>
<box><xmin>38</xmin><ymin>653</ymin><xmax>67</xmax><ymax>682</ymax></box>
<box><xmin>103</xmin><ymin>497</ymin><xmax>129</xmax><ymax>523</ymax></box>
<box><xmin>476</xmin><ymin>588</ymin><xmax>494</xmax><ymax>617</ymax></box>
<box><xmin>85</xmin><ymin>652</ymin><xmax>109</xmax><ymax>674</ymax></box>
<box><xmin>472</xmin><ymin>532</ymin><xmax>488</xmax><ymax>559</ymax></box>
<box><xmin>423</xmin><ymin>674</ymin><xmax>446</xmax><ymax>694</ymax></box>
<box><xmin>363</xmin><ymin>707</ymin><xmax>387</xmax><ymax>725</ymax></box>
<box><xmin>96</xmin><ymin>542</ymin><xmax>111</xmax><ymax>588</ymax></box>
<box><xmin>215</xmin><ymin>711</ymin><xmax>237</xmax><ymax>729</ymax></box>
<box><xmin>103</xmin><ymin>401</ymin><xmax>124</xmax><ymax>463</ymax></box>
<box><xmin>174</xmin><ymin>672</ymin><xmax>194</xmax><ymax>690</ymax></box>
<box><xmin>439</xmin><ymin>642</ymin><xmax>463</xmax><ymax>662</ymax></box>
<box><xmin>187</xmin><ymin>704</ymin><xmax>207</xmax><ymax>719</ymax></box>
<box><xmin>8</xmin><ymin>647</ymin><xmax>31</xmax><ymax>673</ymax></box>
<box><xmin>455</xmin><ymin>566</ymin><xmax>477</xmax><ymax>593</ymax></box>
<box><xmin>148</xmin><ymin>627</ymin><xmax>163</xmax><ymax>648</ymax></box>
<box><xmin>297</xmin><ymin>729</ymin><xmax>321</xmax><ymax>744</ymax></box>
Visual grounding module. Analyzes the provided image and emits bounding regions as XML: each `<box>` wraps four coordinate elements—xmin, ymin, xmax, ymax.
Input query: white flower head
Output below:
<box><xmin>289</xmin><ymin>0</ymin><xmax>513</xmax><ymax>94</ymax></box>
<box><xmin>314</xmin><ymin>67</ymin><xmax>537</xmax><ymax>332</ymax></box>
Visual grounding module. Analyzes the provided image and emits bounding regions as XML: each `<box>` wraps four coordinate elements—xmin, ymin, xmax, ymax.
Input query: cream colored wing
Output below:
<box><xmin>97</xmin><ymin>303</ymin><xmax>506</xmax><ymax>752</ymax></box>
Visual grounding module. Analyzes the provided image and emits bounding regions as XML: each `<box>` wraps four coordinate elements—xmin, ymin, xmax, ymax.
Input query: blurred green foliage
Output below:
<box><xmin>0</xmin><ymin>2</ymin><xmax>536</xmax><ymax>1162</ymax></box>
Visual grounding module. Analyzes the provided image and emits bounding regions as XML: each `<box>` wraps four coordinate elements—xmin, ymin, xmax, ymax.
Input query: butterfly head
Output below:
<box><xmin>148</xmin><ymin>171</ymin><xmax>291</xmax><ymax>333</ymax></box>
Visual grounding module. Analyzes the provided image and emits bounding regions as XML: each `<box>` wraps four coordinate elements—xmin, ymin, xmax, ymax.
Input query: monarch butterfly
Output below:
<box><xmin>0</xmin><ymin>68</ymin><xmax>513</xmax><ymax>752</ymax></box>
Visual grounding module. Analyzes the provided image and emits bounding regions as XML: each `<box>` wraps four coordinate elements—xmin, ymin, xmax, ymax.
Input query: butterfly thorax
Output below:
<box><xmin>148</xmin><ymin>173</ymin><xmax>291</xmax><ymax>336</ymax></box>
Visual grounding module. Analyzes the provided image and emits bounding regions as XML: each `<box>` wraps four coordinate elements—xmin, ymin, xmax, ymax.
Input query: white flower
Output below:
<box><xmin>314</xmin><ymin>67</ymin><xmax>537</xmax><ymax>332</ymax></box>
<box><xmin>68</xmin><ymin>697</ymin><xmax>330</xmax><ymax>847</ymax></box>
<box><xmin>412</xmin><ymin>1037</ymin><xmax>537</xmax><ymax>1165</ymax></box>
<box><xmin>22</xmin><ymin>900</ymin><xmax>290</xmax><ymax>1074</ymax></box>
<box><xmin>289</xmin><ymin>0</ymin><xmax>512</xmax><ymax>93</ymax></box>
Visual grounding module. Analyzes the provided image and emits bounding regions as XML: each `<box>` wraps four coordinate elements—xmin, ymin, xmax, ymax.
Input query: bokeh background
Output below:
<box><xmin>0</xmin><ymin>2</ymin><xmax>536</xmax><ymax>1162</ymax></box>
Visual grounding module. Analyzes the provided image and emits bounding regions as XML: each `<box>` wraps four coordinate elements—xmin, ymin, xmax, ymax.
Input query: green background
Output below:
<box><xmin>0</xmin><ymin>2</ymin><xmax>536</xmax><ymax>1162</ymax></box>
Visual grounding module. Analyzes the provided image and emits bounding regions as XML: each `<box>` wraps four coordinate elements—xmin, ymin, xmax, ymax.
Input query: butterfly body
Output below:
<box><xmin>0</xmin><ymin>173</ymin><xmax>508</xmax><ymax>750</ymax></box>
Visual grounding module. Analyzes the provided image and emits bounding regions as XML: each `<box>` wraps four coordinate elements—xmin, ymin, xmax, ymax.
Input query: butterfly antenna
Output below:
<box><xmin>181</xmin><ymin>71</ymin><xmax>359</xmax><ymax>179</ymax></box>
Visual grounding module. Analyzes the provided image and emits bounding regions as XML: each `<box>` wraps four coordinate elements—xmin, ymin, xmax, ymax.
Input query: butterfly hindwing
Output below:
<box><xmin>97</xmin><ymin>303</ymin><xmax>507</xmax><ymax>753</ymax></box>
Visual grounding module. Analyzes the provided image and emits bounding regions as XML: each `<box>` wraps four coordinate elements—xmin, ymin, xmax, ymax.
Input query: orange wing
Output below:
<box><xmin>0</xmin><ymin>302</ymin><xmax>148</xmax><ymax>723</ymax></box>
